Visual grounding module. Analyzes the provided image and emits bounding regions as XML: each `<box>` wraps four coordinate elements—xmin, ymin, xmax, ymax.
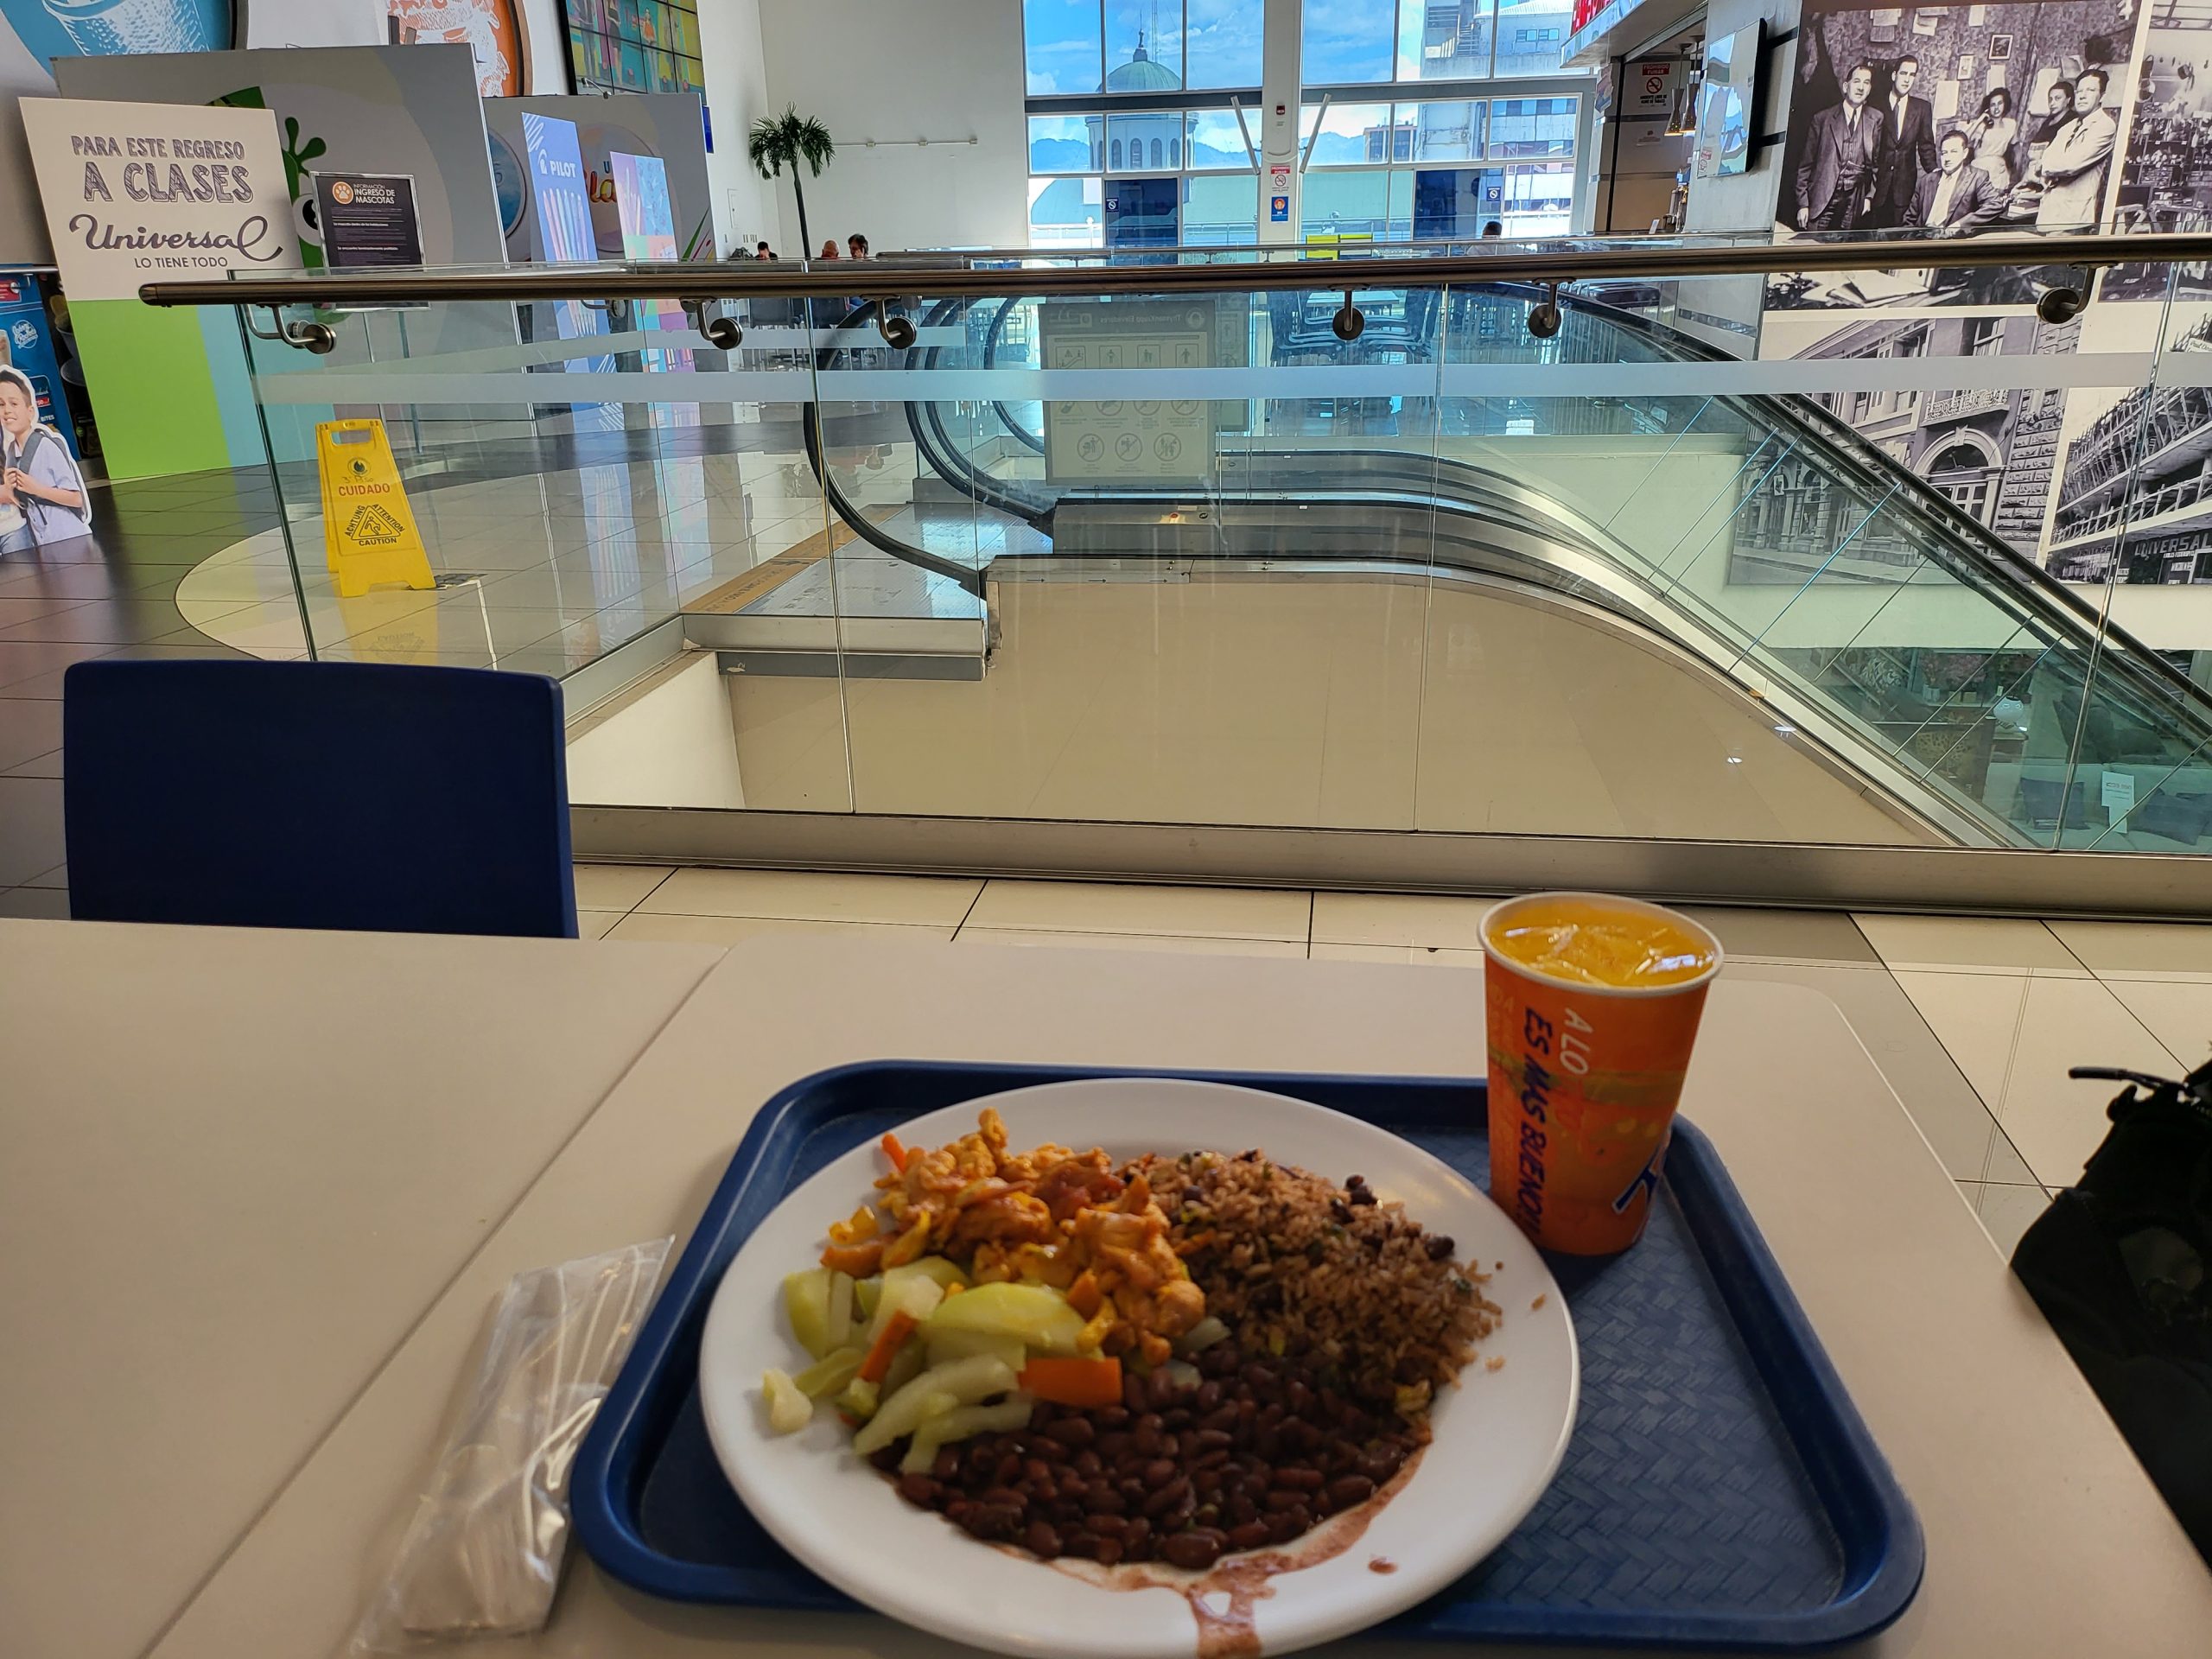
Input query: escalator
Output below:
<box><xmin>793</xmin><ymin>289</ymin><xmax>2212</xmax><ymax>852</ymax></box>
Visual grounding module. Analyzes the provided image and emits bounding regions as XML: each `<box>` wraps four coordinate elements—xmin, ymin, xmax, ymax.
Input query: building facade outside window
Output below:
<box><xmin>1025</xmin><ymin>1</ymin><xmax>1589</xmax><ymax>246</ymax></box>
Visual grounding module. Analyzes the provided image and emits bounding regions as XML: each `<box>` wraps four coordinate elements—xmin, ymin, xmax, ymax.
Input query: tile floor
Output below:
<box><xmin>577</xmin><ymin>866</ymin><xmax>2212</xmax><ymax>1259</ymax></box>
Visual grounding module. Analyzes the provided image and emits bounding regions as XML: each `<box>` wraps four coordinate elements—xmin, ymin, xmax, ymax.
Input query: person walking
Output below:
<box><xmin>1795</xmin><ymin>61</ymin><xmax>1881</xmax><ymax>231</ymax></box>
<box><xmin>1869</xmin><ymin>55</ymin><xmax>1938</xmax><ymax>228</ymax></box>
<box><xmin>0</xmin><ymin>364</ymin><xmax>90</xmax><ymax>555</ymax></box>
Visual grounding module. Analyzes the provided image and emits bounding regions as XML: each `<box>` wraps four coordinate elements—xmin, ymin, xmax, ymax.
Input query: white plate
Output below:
<box><xmin>698</xmin><ymin>1078</ymin><xmax>1578</xmax><ymax>1659</ymax></box>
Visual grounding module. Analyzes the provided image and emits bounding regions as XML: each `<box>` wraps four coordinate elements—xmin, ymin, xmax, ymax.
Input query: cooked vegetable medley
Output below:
<box><xmin>760</xmin><ymin>1109</ymin><xmax>1497</xmax><ymax>1568</ymax></box>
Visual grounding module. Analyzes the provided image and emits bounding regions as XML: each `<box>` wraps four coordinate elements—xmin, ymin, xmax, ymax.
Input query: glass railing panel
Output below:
<box><xmin>849</xmin><ymin>284</ymin><xmax>1442</xmax><ymax>830</ymax></box>
<box><xmin>2050</xmin><ymin>263</ymin><xmax>2212</xmax><ymax>852</ymax></box>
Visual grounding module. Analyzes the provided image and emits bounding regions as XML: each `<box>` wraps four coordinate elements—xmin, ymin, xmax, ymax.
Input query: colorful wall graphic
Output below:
<box><xmin>0</xmin><ymin>0</ymin><xmax>236</xmax><ymax>264</ymax></box>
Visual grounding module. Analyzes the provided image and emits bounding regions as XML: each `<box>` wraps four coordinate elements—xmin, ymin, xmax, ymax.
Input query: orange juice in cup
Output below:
<box><xmin>1480</xmin><ymin>893</ymin><xmax>1722</xmax><ymax>1255</ymax></box>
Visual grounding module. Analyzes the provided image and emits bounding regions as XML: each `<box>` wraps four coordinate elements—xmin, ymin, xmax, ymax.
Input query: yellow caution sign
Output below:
<box><xmin>315</xmin><ymin>419</ymin><xmax>435</xmax><ymax>598</ymax></box>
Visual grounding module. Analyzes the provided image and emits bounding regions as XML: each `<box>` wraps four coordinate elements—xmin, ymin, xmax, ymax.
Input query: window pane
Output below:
<box><xmin>1025</xmin><ymin>0</ymin><xmax>1103</xmax><ymax>95</ymax></box>
<box><xmin>1107</xmin><ymin>112</ymin><xmax>1185</xmax><ymax>170</ymax></box>
<box><xmin>1029</xmin><ymin>114</ymin><xmax>1103</xmax><ymax>173</ymax></box>
<box><xmin>1404</xmin><ymin>0</ymin><xmax>1495</xmax><ymax>79</ymax></box>
<box><xmin>1301</xmin><ymin>101</ymin><xmax>1395</xmax><ymax>164</ymax></box>
<box><xmin>1405</xmin><ymin>99</ymin><xmax>1483</xmax><ymax>161</ymax></box>
<box><xmin>1029</xmin><ymin>175</ymin><xmax>1104</xmax><ymax>246</ymax></box>
<box><xmin>1491</xmin><ymin>0</ymin><xmax>1573</xmax><ymax>78</ymax></box>
<box><xmin>1412</xmin><ymin>165</ymin><xmax>1491</xmax><ymax>237</ymax></box>
<box><xmin>1107</xmin><ymin>0</ymin><xmax>1183</xmax><ymax>91</ymax></box>
<box><xmin>1301</xmin><ymin>168</ymin><xmax>1398</xmax><ymax>238</ymax></box>
<box><xmin>1187</xmin><ymin>108</ymin><xmax>1253</xmax><ymax>168</ymax></box>
<box><xmin>1303</xmin><ymin>0</ymin><xmax>1396</xmax><ymax>84</ymax></box>
<box><xmin>1185</xmin><ymin>172</ymin><xmax>1259</xmax><ymax>244</ymax></box>
<box><xmin>1501</xmin><ymin>159</ymin><xmax>1574</xmax><ymax>232</ymax></box>
<box><xmin>1487</xmin><ymin>95</ymin><xmax>1575</xmax><ymax>156</ymax></box>
<box><xmin>1186</xmin><ymin>0</ymin><xmax>1263</xmax><ymax>88</ymax></box>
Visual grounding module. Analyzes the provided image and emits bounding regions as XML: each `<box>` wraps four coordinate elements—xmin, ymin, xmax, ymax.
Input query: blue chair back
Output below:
<box><xmin>64</xmin><ymin>659</ymin><xmax>578</xmax><ymax>938</ymax></box>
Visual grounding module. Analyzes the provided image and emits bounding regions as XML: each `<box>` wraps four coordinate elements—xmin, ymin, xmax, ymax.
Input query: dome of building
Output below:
<box><xmin>1106</xmin><ymin>35</ymin><xmax>1181</xmax><ymax>92</ymax></box>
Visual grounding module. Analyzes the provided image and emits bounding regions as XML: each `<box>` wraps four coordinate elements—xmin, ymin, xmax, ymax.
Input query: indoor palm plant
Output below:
<box><xmin>747</xmin><ymin>106</ymin><xmax>836</xmax><ymax>255</ymax></box>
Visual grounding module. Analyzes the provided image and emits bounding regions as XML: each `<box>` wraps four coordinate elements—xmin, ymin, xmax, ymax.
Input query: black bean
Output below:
<box><xmin>1330</xmin><ymin>1198</ymin><xmax>1352</xmax><ymax>1224</ymax></box>
<box><xmin>1194</xmin><ymin>1380</ymin><xmax>1223</xmax><ymax>1412</ymax></box>
<box><xmin>1226</xmin><ymin>1493</ymin><xmax>1259</xmax><ymax>1527</ymax></box>
<box><xmin>1194</xmin><ymin>1428</ymin><xmax>1234</xmax><ymax>1452</ymax></box>
<box><xmin>962</xmin><ymin>1503</ymin><xmax>1023</xmax><ymax>1540</ymax></box>
<box><xmin>993</xmin><ymin>1453</ymin><xmax>1023</xmax><ymax>1486</ymax></box>
<box><xmin>1143</xmin><ymin>1477</ymin><xmax>1192</xmax><ymax>1517</ymax></box>
<box><xmin>1026</xmin><ymin>1521</ymin><xmax>1064</xmax><ymax>1558</ymax></box>
<box><xmin>1045</xmin><ymin>1417</ymin><xmax>1096</xmax><ymax>1449</ymax></box>
<box><xmin>1226</xmin><ymin>1520</ymin><xmax>1272</xmax><ymax>1551</ymax></box>
<box><xmin>1349</xmin><ymin>1188</ymin><xmax>1377</xmax><ymax>1206</ymax></box>
<box><xmin>1141</xmin><ymin>1457</ymin><xmax>1178</xmax><ymax>1486</ymax></box>
<box><xmin>1096</xmin><ymin>1433</ymin><xmax>1133</xmax><ymax>1460</ymax></box>
<box><xmin>1195</xmin><ymin>1447</ymin><xmax>1231</xmax><ymax>1470</ymax></box>
<box><xmin>1332</xmin><ymin>1472</ymin><xmax>1378</xmax><ymax>1507</ymax></box>
<box><xmin>981</xmin><ymin>1485</ymin><xmax>1027</xmax><ymax>1509</ymax></box>
<box><xmin>1122</xmin><ymin>1515</ymin><xmax>1152</xmax><ymax>1554</ymax></box>
<box><xmin>1097</xmin><ymin>1406</ymin><xmax>1131</xmax><ymax>1428</ymax></box>
<box><xmin>1345</xmin><ymin>1173</ymin><xmax>1366</xmax><ymax>1190</ymax></box>
<box><xmin>1266</xmin><ymin>1512</ymin><xmax>1304</xmax><ymax>1544</ymax></box>
<box><xmin>1162</xmin><ymin>1408</ymin><xmax>1194</xmax><ymax>1431</ymax></box>
<box><xmin>1147</xmin><ymin>1366</ymin><xmax>1178</xmax><ymax>1408</ymax></box>
<box><xmin>1264</xmin><ymin>1491</ymin><xmax>1307</xmax><ymax>1512</ymax></box>
<box><xmin>1133</xmin><ymin>1425</ymin><xmax>1164</xmax><ymax>1457</ymax></box>
<box><xmin>1427</xmin><ymin>1234</ymin><xmax>1456</xmax><ymax>1260</ymax></box>
<box><xmin>1200</xmin><ymin>1404</ymin><xmax>1240</xmax><ymax>1433</ymax></box>
<box><xmin>869</xmin><ymin>1446</ymin><xmax>902</xmax><ymax>1471</ymax></box>
<box><xmin>1058</xmin><ymin>1472</ymin><xmax>1090</xmax><ymax>1500</ymax></box>
<box><xmin>1074</xmin><ymin>1448</ymin><xmax>1106</xmax><ymax>1477</ymax></box>
<box><xmin>1051</xmin><ymin>1500</ymin><xmax>1086</xmax><ymax>1527</ymax></box>
<box><xmin>1063</xmin><ymin>1528</ymin><xmax>1099</xmax><ymax>1558</ymax></box>
<box><xmin>1095</xmin><ymin>1537</ymin><xmax>1126</xmax><ymax>1566</ymax></box>
<box><xmin>1163</xmin><ymin>1529</ymin><xmax>1226</xmax><ymax>1570</ymax></box>
<box><xmin>896</xmin><ymin>1473</ymin><xmax>941</xmax><ymax>1506</ymax></box>
<box><xmin>1090</xmin><ymin>1513</ymin><xmax>1129</xmax><ymax>1538</ymax></box>
<box><xmin>1023</xmin><ymin>1458</ymin><xmax>1053</xmax><ymax>1486</ymax></box>
<box><xmin>1122</xmin><ymin>1374</ymin><xmax>1148</xmax><ymax>1413</ymax></box>
<box><xmin>1084</xmin><ymin>1486</ymin><xmax>1127</xmax><ymax>1515</ymax></box>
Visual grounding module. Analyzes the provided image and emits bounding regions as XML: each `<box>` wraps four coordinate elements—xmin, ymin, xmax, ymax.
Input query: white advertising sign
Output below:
<box><xmin>1628</xmin><ymin>59</ymin><xmax>1685</xmax><ymax>118</ymax></box>
<box><xmin>20</xmin><ymin>98</ymin><xmax>299</xmax><ymax>303</ymax></box>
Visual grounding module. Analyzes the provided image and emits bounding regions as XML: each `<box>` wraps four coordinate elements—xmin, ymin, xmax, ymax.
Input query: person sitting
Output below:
<box><xmin>1907</xmin><ymin>129</ymin><xmax>2006</xmax><ymax>235</ymax></box>
<box><xmin>754</xmin><ymin>240</ymin><xmax>776</xmax><ymax>260</ymax></box>
<box><xmin>818</xmin><ymin>239</ymin><xmax>841</xmax><ymax>260</ymax></box>
<box><xmin>1481</xmin><ymin>220</ymin><xmax>1503</xmax><ymax>238</ymax></box>
<box><xmin>846</xmin><ymin>232</ymin><xmax>870</xmax><ymax>258</ymax></box>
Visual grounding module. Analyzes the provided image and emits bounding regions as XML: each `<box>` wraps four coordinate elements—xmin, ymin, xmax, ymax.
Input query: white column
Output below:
<box><xmin>1258</xmin><ymin>0</ymin><xmax>1304</xmax><ymax>245</ymax></box>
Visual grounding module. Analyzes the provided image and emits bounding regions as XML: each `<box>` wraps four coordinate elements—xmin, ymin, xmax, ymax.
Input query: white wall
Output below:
<box><xmin>698</xmin><ymin>0</ymin><xmax>776</xmax><ymax>255</ymax></box>
<box><xmin>567</xmin><ymin>655</ymin><xmax>747</xmax><ymax>807</ymax></box>
<box><xmin>753</xmin><ymin>0</ymin><xmax>1027</xmax><ymax>253</ymax></box>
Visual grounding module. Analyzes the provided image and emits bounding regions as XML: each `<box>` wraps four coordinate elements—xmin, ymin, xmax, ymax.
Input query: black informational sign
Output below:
<box><xmin>311</xmin><ymin>172</ymin><xmax>424</xmax><ymax>268</ymax></box>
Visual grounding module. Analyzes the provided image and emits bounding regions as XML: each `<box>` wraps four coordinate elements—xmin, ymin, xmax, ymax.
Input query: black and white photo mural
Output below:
<box><xmin>1769</xmin><ymin>0</ymin><xmax>2139</xmax><ymax>308</ymax></box>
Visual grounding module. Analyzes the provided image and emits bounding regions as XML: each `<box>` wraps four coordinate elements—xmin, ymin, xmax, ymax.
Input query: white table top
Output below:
<box><xmin>0</xmin><ymin>920</ymin><xmax>724</xmax><ymax>1659</ymax></box>
<box><xmin>83</xmin><ymin>930</ymin><xmax>2209</xmax><ymax>1659</ymax></box>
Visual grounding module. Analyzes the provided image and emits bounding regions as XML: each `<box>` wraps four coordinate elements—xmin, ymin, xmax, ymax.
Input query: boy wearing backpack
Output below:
<box><xmin>0</xmin><ymin>364</ymin><xmax>90</xmax><ymax>554</ymax></box>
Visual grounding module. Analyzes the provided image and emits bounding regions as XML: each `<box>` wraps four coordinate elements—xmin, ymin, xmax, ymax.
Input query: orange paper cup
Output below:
<box><xmin>1481</xmin><ymin>893</ymin><xmax>1723</xmax><ymax>1255</ymax></box>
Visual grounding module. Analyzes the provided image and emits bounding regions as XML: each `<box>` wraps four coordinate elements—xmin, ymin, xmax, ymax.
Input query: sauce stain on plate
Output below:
<box><xmin>1051</xmin><ymin>1449</ymin><xmax>1425</xmax><ymax>1656</ymax></box>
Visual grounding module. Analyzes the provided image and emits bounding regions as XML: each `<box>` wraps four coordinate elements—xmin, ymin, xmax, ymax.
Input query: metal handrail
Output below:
<box><xmin>137</xmin><ymin>231</ymin><xmax>2212</xmax><ymax>307</ymax></box>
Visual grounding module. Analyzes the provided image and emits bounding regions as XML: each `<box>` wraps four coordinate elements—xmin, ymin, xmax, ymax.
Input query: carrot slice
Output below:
<box><xmin>1019</xmin><ymin>1355</ymin><xmax>1123</xmax><ymax>1409</ymax></box>
<box><xmin>881</xmin><ymin>1132</ymin><xmax>909</xmax><ymax>1173</ymax></box>
<box><xmin>857</xmin><ymin>1310</ymin><xmax>918</xmax><ymax>1384</ymax></box>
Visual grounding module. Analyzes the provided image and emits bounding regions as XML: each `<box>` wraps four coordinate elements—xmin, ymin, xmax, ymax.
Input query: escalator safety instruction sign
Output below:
<box><xmin>315</xmin><ymin>419</ymin><xmax>435</xmax><ymax>597</ymax></box>
<box><xmin>1039</xmin><ymin>300</ymin><xmax>1225</xmax><ymax>486</ymax></box>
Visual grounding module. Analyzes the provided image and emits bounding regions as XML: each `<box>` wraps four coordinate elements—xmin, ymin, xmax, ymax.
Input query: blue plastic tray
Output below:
<box><xmin>573</xmin><ymin>1062</ymin><xmax>1923</xmax><ymax>1650</ymax></box>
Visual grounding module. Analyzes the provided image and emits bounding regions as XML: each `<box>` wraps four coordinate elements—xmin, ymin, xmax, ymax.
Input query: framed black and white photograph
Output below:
<box><xmin>1991</xmin><ymin>33</ymin><xmax>2015</xmax><ymax>62</ymax></box>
